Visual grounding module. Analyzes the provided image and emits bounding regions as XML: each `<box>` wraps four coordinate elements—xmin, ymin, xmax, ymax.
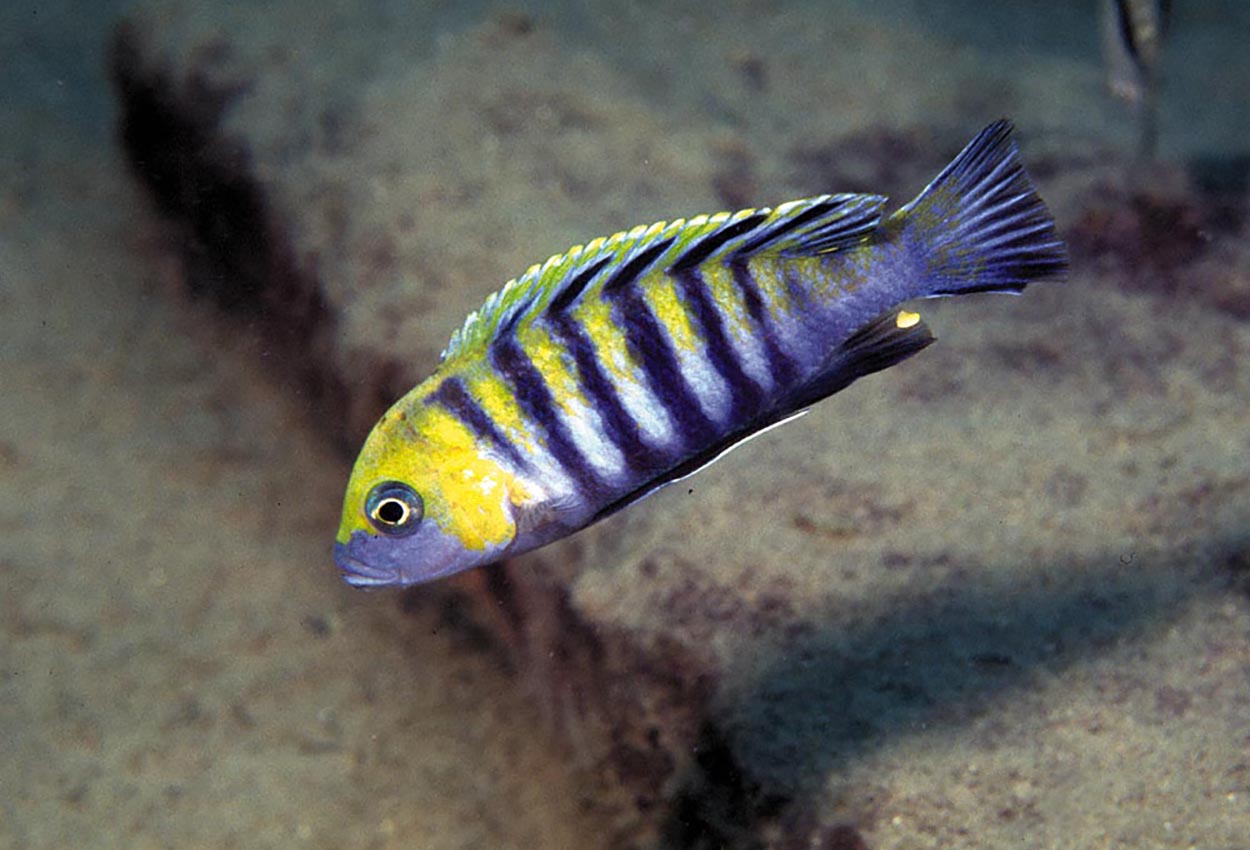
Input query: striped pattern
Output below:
<box><xmin>427</xmin><ymin>377</ymin><xmax>529</xmax><ymax>472</ymax></box>
<box><xmin>729</xmin><ymin>258</ymin><xmax>801</xmax><ymax>388</ymax></box>
<box><xmin>489</xmin><ymin>335</ymin><xmax>610</xmax><ymax>502</ymax></box>
<box><xmin>671</xmin><ymin>267</ymin><xmax>767</xmax><ymax>425</ymax></box>
<box><xmin>340</xmin><ymin>119</ymin><xmax>1075</xmax><ymax>590</ymax></box>
<box><xmin>548</xmin><ymin>313</ymin><xmax>654</xmax><ymax>474</ymax></box>
<box><xmin>613</xmin><ymin>283</ymin><xmax>719</xmax><ymax>448</ymax></box>
<box><xmin>338</xmin><ymin>121</ymin><xmax>1071</xmax><ymax>589</ymax></box>
<box><xmin>421</xmin><ymin>195</ymin><xmax>894</xmax><ymax>505</ymax></box>
<box><xmin>440</xmin><ymin>195</ymin><xmax>883</xmax><ymax>362</ymax></box>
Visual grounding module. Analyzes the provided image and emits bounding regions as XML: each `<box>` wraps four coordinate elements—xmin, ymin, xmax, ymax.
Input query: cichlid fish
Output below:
<box><xmin>334</xmin><ymin>120</ymin><xmax>1067</xmax><ymax>588</ymax></box>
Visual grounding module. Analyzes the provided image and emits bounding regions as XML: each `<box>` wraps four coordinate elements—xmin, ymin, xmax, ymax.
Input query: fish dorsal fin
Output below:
<box><xmin>440</xmin><ymin>193</ymin><xmax>886</xmax><ymax>362</ymax></box>
<box><xmin>441</xmin><ymin>218</ymin><xmax>688</xmax><ymax>361</ymax></box>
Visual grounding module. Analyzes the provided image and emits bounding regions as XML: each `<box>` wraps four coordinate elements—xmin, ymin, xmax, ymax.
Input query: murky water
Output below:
<box><xmin>3</xmin><ymin>3</ymin><xmax>1248</xmax><ymax>848</ymax></box>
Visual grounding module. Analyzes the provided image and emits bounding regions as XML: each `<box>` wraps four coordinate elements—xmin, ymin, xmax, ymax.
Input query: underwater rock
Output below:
<box><xmin>111</xmin><ymin>3</ymin><xmax>726</xmax><ymax>449</ymax></box>
<box><xmin>113</xmin><ymin>3</ymin><xmax>1250</xmax><ymax>848</ymax></box>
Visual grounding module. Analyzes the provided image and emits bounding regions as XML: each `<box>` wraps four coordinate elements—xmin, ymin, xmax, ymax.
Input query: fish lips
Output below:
<box><xmin>333</xmin><ymin>540</ymin><xmax>399</xmax><ymax>588</ymax></box>
<box><xmin>334</xmin><ymin>524</ymin><xmax>497</xmax><ymax>588</ymax></box>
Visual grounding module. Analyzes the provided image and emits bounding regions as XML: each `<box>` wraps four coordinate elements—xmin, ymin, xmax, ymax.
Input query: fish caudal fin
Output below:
<box><xmin>893</xmin><ymin>119</ymin><xmax>1068</xmax><ymax>297</ymax></box>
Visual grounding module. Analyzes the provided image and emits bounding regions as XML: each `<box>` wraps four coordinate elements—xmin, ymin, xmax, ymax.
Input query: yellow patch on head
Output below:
<box><xmin>336</xmin><ymin>382</ymin><xmax>521</xmax><ymax>553</ymax></box>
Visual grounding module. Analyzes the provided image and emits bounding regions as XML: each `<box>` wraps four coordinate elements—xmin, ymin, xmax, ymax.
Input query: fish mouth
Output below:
<box><xmin>333</xmin><ymin>541</ymin><xmax>399</xmax><ymax>589</ymax></box>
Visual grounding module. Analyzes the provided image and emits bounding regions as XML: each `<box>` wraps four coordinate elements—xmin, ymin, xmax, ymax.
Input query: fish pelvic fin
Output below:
<box><xmin>891</xmin><ymin>119</ymin><xmax>1068</xmax><ymax>297</ymax></box>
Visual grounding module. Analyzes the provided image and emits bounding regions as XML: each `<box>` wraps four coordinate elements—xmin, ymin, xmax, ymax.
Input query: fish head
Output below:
<box><xmin>334</xmin><ymin>398</ymin><xmax>520</xmax><ymax>588</ymax></box>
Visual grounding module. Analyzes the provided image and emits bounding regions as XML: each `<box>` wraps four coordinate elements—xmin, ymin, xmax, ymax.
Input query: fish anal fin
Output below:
<box><xmin>779</xmin><ymin>309</ymin><xmax>936</xmax><ymax>413</ymax></box>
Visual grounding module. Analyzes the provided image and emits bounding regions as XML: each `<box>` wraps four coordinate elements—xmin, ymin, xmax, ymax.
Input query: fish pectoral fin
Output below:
<box><xmin>511</xmin><ymin>488</ymin><xmax>582</xmax><ymax>541</ymax></box>
<box><xmin>777</xmin><ymin>308</ymin><xmax>936</xmax><ymax>413</ymax></box>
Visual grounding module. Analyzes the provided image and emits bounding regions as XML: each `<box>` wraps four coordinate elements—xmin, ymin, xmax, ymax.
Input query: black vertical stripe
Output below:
<box><xmin>612</xmin><ymin>287</ymin><xmax>718</xmax><ymax>450</ymax></box>
<box><xmin>729</xmin><ymin>258</ymin><xmax>800</xmax><ymax>388</ymax></box>
<box><xmin>549</xmin><ymin>314</ymin><xmax>655</xmax><ymax>476</ymax></box>
<box><xmin>427</xmin><ymin>377</ymin><xmax>529</xmax><ymax>471</ymax></box>
<box><xmin>601</xmin><ymin>238</ymin><xmax>675</xmax><ymax>295</ymax></box>
<box><xmin>490</xmin><ymin>336</ymin><xmax>606</xmax><ymax>499</ymax></box>
<box><xmin>670</xmin><ymin>213</ymin><xmax>769</xmax><ymax>272</ymax></box>
<box><xmin>671</xmin><ymin>267</ymin><xmax>767</xmax><ymax>425</ymax></box>
<box><xmin>548</xmin><ymin>256</ymin><xmax>612</xmax><ymax>314</ymax></box>
<box><xmin>733</xmin><ymin>199</ymin><xmax>838</xmax><ymax>256</ymax></box>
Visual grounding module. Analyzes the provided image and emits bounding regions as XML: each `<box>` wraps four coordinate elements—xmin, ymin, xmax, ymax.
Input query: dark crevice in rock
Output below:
<box><xmin>659</xmin><ymin>723</ymin><xmax>769</xmax><ymax>850</ymax></box>
<box><xmin>108</xmin><ymin>20</ymin><xmax>731</xmax><ymax>845</ymax></box>
<box><xmin>110</xmin><ymin>22</ymin><xmax>350</xmax><ymax>442</ymax></box>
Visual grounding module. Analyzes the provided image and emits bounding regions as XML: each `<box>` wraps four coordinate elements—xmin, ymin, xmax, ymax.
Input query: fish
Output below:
<box><xmin>334</xmin><ymin>119</ymin><xmax>1067</xmax><ymax>588</ymax></box>
<box><xmin>1101</xmin><ymin>0</ymin><xmax>1171</xmax><ymax>159</ymax></box>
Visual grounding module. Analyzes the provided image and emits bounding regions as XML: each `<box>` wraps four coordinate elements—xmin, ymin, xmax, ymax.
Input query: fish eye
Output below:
<box><xmin>365</xmin><ymin>482</ymin><xmax>423</xmax><ymax>536</ymax></box>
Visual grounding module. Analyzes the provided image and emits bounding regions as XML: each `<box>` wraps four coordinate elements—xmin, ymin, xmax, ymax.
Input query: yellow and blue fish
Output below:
<box><xmin>335</xmin><ymin>120</ymin><xmax>1067</xmax><ymax>587</ymax></box>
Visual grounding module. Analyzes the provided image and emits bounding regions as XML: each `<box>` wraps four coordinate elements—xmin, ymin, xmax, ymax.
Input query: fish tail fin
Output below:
<box><xmin>892</xmin><ymin>119</ymin><xmax>1068</xmax><ymax>297</ymax></box>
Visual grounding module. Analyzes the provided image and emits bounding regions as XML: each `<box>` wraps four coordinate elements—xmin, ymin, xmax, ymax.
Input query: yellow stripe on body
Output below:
<box><xmin>461</xmin><ymin>366</ymin><xmax>537</xmax><ymax>455</ymax></box>
<box><xmin>517</xmin><ymin>321</ymin><xmax>628</xmax><ymax>478</ymax></box>
<box><xmin>746</xmin><ymin>255</ymin><xmax>796</xmax><ymax>323</ymax></box>
<box><xmin>642</xmin><ymin>267</ymin><xmax>742</xmax><ymax>422</ymax></box>
<box><xmin>745</xmin><ymin>256</ymin><xmax>805</xmax><ymax>318</ymax></box>
<box><xmin>813</xmin><ymin>248</ymin><xmax>874</xmax><ymax>301</ymax></box>
<box><xmin>640</xmin><ymin>270</ymin><xmax>704</xmax><ymax>356</ymax></box>
<box><xmin>696</xmin><ymin>260</ymin><xmax>776</xmax><ymax>394</ymax></box>
<box><xmin>573</xmin><ymin>293</ymin><xmax>638</xmax><ymax>388</ymax></box>
<box><xmin>748</xmin><ymin>250</ymin><xmax>874</xmax><ymax>314</ymax></box>
<box><xmin>698</xmin><ymin>262</ymin><xmax>753</xmax><ymax>340</ymax></box>
<box><xmin>519</xmin><ymin>323</ymin><xmax>589</xmax><ymax>414</ymax></box>
<box><xmin>568</xmin><ymin>284</ymin><xmax>679</xmax><ymax>447</ymax></box>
